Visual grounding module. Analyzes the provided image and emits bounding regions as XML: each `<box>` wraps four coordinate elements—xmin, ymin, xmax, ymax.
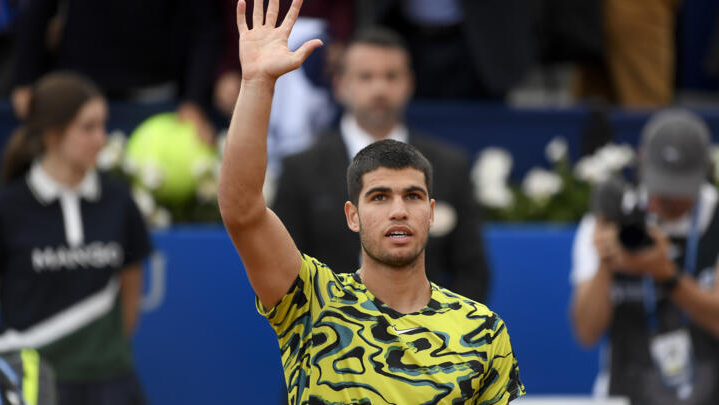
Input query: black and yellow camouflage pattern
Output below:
<box><xmin>257</xmin><ymin>254</ymin><xmax>525</xmax><ymax>405</ymax></box>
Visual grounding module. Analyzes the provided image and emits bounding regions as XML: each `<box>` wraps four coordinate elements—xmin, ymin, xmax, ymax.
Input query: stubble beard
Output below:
<box><xmin>355</xmin><ymin>104</ymin><xmax>402</xmax><ymax>135</ymax></box>
<box><xmin>358</xmin><ymin>223</ymin><xmax>428</xmax><ymax>269</ymax></box>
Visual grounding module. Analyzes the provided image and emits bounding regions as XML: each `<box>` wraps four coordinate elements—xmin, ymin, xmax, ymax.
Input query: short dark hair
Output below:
<box><xmin>346</xmin><ymin>139</ymin><xmax>433</xmax><ymax>205</ymax></box>
<box><xmin>337</xmin><ymin>27</ymin><xmax>411</xmax><ymax>74</ymax></box>
<box><xmin>347</xmin><ymin>26</ymin><xmax>409</xmax><ymax>51</ymax></box>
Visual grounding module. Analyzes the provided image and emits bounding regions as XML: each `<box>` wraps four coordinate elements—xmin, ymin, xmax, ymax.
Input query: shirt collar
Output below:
<box><xmin>340</xmin><ymin>114</ymin><xmax>409</xmax><ymax>159</ymax></box>
<box><xmin>27</xmin><ymin>161</ymin><xmax>101</xmax><ymax>205</ymax></box>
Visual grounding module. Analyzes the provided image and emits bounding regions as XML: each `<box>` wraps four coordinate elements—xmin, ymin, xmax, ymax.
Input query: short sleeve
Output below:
<box><xmin>570</xmin><ymin>214</ymin><xmax>600</xmax><ymax>286</ymax></box>
<box><xmin>255</xmin><ymin>254</ymin><xmax>335</xmax><ymax>338</ymax></box>
<box><xmin>477</xmin><ymin>316</ymin><xmax>525</xmax><ymax>403</ymax></box>
<box><xmin>122</xmin><ymin>194</ymin><xmax>152</xmax><ymax>267</ymax></box>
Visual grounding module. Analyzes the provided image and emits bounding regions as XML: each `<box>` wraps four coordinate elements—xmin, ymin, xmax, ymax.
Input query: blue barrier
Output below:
<box><xmin>133</xmin><ymin>224</ymin><xmax>598</xmax><ymax>404</ymax></box>
<box><xmin>134</xmin><ymin>226</ymin><xmax>283</xmax><ymax>404</ymax></box>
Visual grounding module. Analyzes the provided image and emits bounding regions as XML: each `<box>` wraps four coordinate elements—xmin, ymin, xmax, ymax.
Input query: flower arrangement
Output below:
<box><xmin>97</xmin><ymin>129</ymin><xmax>226</xmax><ymax>228</ymax></box>
<box><xmin>471</xmin><ymin>137</ymin><xmax>636</xmax><ymax>222</ymax></box>
<box><xmin>99</xmin><ymin>126</ymin><xmax>719</xmax><ymax>227</ymax></box>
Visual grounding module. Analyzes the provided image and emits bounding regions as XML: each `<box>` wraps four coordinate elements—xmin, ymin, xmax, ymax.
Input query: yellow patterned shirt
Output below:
<box><xmin>257</xmin><ymin>254</ymin><xmax>525</xmax><ymax>404</ymax></box>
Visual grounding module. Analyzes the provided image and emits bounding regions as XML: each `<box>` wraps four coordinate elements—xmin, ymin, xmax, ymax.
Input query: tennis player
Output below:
<box><xmin>218</xmin><ymin>1</ymin><xmax>525</xmax><ymax>403</ymax></box>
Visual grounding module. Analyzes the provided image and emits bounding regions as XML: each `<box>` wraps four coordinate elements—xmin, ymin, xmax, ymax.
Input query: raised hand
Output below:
<box><xmin>236</xmin><ymin>0</ymin><xmax>323</xmax><ymax>83</ymax></box>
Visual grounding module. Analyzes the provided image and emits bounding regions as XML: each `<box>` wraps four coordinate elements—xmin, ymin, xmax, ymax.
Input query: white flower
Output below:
<box><xmin>149</xmin><ymin>207</ymin><xmax>172</xmax><ymax>229</ymax></box>
<box><xmin>96</xmin><ymin>131</ymin><xmax>126</xmax><ymax>171</ymax></box>
<box><xmin>122</xmin><ymin>156</ymin><xmax>139</xmax><ymax>176</ymax></box>
<box><xmin>216</xmin><ymin>130</ymin><xmax>228</xmax><ymax>158</ymax></box>
<box><xmin>138</xmin><ymin>163</ymin><xmax>165</xmax><ymax>190</ymax></box>
<box><xmin>574</xmin><ymin>155</ymin><xmax>609</xmax><ymax>184</ymax></box>
<box><xmin>574</xmin><ymin>143</ymin><xmax>635</xmax><ymax>184</ymax></box>
<box><xmin>595</xmin><ymin>144</ymin><xmax>634</xmax><ymax>172</ymax></box>
<box><xmin>132</xmin><ymin>187</ymin><xmax>156</xmax><ymax>218</ymax></box>
<box><xmin>477</xmin><ymin>182</ymin><xmax>514</xmax><ymax>209</ymax></box>
<box><xmin>471</xmin><ymin>148</ymin><xmax>514</xmax><ymax>209</ymax></box>
<box><xmin>196</xmin><ymin>177</ymin><xmax>218</xmax><ymax>203</ymax></box>
<box><xmin>522</xmin><ymin>168</ymin><xmax>562</xmax><ymax>202</ymax></box>
<box><xmin>429</xmin><ymin>201</ymin><xmax>458</xmax><ymax>237</ymax></box>
<box><xmin>191</xmin><ymin>156</ymin><xmax>218</xmax><ymax>180</ymax></box>
<box><xmin>545</xmin><ymin>136</ymin><xmax>568</xmax><ymax>163</ymax></box>
<box><xmin>471</xmin><ymin>147</ymin><xmax>513</xmax><ymax>185</ymax></box>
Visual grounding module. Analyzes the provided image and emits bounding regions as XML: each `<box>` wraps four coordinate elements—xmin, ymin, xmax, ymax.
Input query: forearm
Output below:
<box><xmin>571</xmin><ymin>264</ymin><xmax>614</xmax><ymax>346</ymax></box>
<box><xmin>218</xmin><ymin>78</ymin><xmax>276</xmax><ymax>224</ymax></box>
<box><xmin>670</xmin><ymin>275</ymin><xmax>719</xmax><ymax>337</ymax></box>
<box><xmin>120</xmin><ymin>265</ymin><xmax>143</xmax><ymax>337</ymax></box>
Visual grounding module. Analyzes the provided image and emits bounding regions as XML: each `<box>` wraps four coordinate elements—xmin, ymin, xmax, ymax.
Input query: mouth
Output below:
<box><xmin>385</xmin><ymin>226</ymin><xmax>413</xmax><ymax>242</ymax></box>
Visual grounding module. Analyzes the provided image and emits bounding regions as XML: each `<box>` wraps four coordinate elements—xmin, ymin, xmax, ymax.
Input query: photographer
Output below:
<box><xmin>570</xmin><ymin>109</ymin><xmax>719</xmax><ymax>404</ymax></box>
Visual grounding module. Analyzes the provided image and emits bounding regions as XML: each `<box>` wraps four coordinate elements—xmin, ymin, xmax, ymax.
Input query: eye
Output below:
<box><xmin>371</xmin><ymin>194</ymin><xmax>387</xmax><ymax>201</ymax></box>
<box><xmin>406</xmin><ymin>193</ymin><xmax>422</xmax><ymax>200</ymax></box>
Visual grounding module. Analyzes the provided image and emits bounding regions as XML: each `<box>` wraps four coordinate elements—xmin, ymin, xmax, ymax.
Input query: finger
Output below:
<box><xmin>292</xmin><ymin>38</ymin><xmax>323</xmax><ymax>67</ymax></box>
<box><xmin>281</xmin><ymin>0</ymin><xmax>303</xmax><ymax>31</ymax></box>
<box><xmin>266</xmin><ymin>0</ymin><xmax>279</xmax><ymax>27</ymax></box>
<box><xmin>648</xmin><ymin>227</ymin><xmax>668</xmax><ymax>247</ymax></box>
<box><xmin>252</xmin><ymin>0</ymin><xmax>264</xmax><ymax>29</ymax></box>
<box><xmin>236</xmin><ymin>0</ymin><xmax>248</xmax><ymax>34</ymax></box>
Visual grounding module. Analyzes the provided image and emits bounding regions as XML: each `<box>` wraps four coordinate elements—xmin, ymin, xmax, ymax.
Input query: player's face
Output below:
<box><xmin>54</xmin><ymin>98</ymin><xmax>108</xmax><ymax>172</ymax></box>
<box><xmin>647</xmin><ymin>194</ymin><xmax>696</xmax><ymax>221</ymax></box>
<box><xmin>335</xmin><ymin>44</ymin><xmax>413</xmax><ymax>131</ymax></box>
<box><xmin>345</xmin><ymin>167</ymin><xmax>434</xmax><ymax>269</ymax></box>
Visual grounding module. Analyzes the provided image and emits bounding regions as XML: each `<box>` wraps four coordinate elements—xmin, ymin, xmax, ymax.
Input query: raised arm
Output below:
<box><xmin>218</xmin><ymin>0</ymin><xmax>322</xmax><ymax>309</ymax></box>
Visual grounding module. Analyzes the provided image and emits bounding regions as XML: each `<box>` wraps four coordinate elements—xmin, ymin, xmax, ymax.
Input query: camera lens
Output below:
<box><xmin>618</xmin><ymin>222</ymin><xmax>654</xmax><ymax>251</ymax></box>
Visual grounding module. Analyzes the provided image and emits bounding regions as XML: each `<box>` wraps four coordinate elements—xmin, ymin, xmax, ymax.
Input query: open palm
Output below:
<box><xmin>237</xmin><ymin>0</ymin><xmax>322</xmax><ymax>82</ymax></box>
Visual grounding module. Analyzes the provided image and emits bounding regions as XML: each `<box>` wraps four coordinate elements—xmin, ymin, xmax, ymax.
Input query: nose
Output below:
<box><xmin>389</xmin><ymin>196</ymin><xmax>408</xmax><ymax>220</ymax></box>
<box><xmin>369</xmin><ymin>77</ymin><xmax>390</xmax><ymax>97</ymax></box>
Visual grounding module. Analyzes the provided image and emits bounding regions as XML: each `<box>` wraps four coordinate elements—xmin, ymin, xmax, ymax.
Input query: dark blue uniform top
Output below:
<box><xmin>0</xmin><ymin>165</ymin><xmax>151</xmax><ymax>382</ymax></box>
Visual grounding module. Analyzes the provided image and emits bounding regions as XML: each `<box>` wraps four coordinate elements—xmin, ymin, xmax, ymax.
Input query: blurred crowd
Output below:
<box><xmin>0</xmin><ymin>0</ymin><xmax>717</xmax><ymax>175</ymax></box>
<box><xmin>1</xmin><ymin>1</ymin><xmax>719</xmax><ymax>112</ymax></box>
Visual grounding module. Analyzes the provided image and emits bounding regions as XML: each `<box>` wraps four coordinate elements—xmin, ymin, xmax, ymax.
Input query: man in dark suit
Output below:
<box><xmin>272</xmin><ymin>27</ymin><xmax>490</xmax><ymax>302</ymax></box>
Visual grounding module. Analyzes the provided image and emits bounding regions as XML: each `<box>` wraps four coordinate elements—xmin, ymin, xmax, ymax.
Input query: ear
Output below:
<box><xmin>345</xmin><ymin>201</ymin><xmax>360</xmax><ymax>233</ymax></box>
<box><xmin>42</xmin><ymin>130</ymin><xmax>61</xmax><ymax>150</ymax></box>
<box><xmin>429</xmin><ymin>198</ymin><xmax>435</xmax><ymax>228</ymax></box>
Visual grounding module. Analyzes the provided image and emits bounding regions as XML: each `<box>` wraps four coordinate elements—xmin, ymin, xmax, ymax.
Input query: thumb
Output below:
<box><xmin>293</xmin><ymin>39</ymin><xmax>324</xmax><ymax>68</ymax></box>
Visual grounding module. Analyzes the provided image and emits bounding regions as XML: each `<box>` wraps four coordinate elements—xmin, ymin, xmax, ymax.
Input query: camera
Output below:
<box><xmin>591</xmin><ymin>178</ymin><xmax>655</xmax><ymax>251</ymax></box>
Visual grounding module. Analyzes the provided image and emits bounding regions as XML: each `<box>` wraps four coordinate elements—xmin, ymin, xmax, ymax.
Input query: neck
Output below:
<box><xmin>40</xmin><ymin>155</ymin><xmax>87</xmax><ymax>188</ymax></box>
<box><xmin>357</xmin><ymin>252</ymin><xmax>431</xmax><ymax>314</ymax></box>
<box><xmin>355</xmin><ymin>118</ymin><xmax>399</xmax><ymax>141</ymax></box>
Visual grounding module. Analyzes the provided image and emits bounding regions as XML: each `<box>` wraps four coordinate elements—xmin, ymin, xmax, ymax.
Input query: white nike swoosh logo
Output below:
<box><xmin>392</xmin><ymin>326</ymin><xmax>423</xmax><ymax>335</ymax></box>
